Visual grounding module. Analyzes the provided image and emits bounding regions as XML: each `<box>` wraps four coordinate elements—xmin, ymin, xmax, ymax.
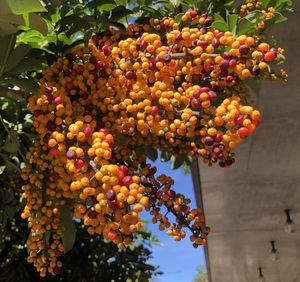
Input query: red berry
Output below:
<box><xmin>119</xmin><ymin>165</ymin><xmax>129</xmax><ymax>175</ymax></box>
<box><xmin>180</xmin><ymin>205</ymin><xmax>189</xmax><ymax>212</ymax></box>
<box><xmin>106</xmin><ymin>189</ymin><xmax>116</xmax><ymax>201</ymax></box>
<box><xmin>237</xmin><ymin>127</ymin><xmax>250</xmax><ymax>137</ymax></box>
<box><xmin>45</xmin><ymin>86</ymin><xmax>53</xmax><ymax>94</ymax></box>
<box><xmin>107</xmin><ymin>231</ymin><xmax>117</xmax><ymax>241</ymax></box>
<box><xmin>190</xmin><ymin>11</ymin><xmax>197</xmax><ymax>18</ymax></box>
<box><xmin>197</xmin><ymin>40</ymin><xmax>209</xmax><ymax>48</ymax></box>
<box><xmin>204</xmin><ymin>18</ymin><xmax>212</xmax><ymax>26</ymax></box>
<box><xmin>252</xmin><ymin>119</ymin><xmax>261</xmax><ymax>126</ymax></box>
<box><xmin>34</xmin><ymin>110</ymin><xmax>42</xmax><ymax>117</ymax></box>
<box><xmin>216</xmin><ymin>32</ymin><xmax>224</xmax><ymax>39</ymax></box>
<box><xmin>264</xmin><ymin>51</ymin><xmax>276</xmax><ymax>62</ymax></box>
<box><xmin>199</xmin><ymin>87</ymin><xmax>210</xmax><ymax>93</ymax></box>
<box><xmin>66</xmin><ymin>53</ymin><xmax>76</xmax><ymax>61</ymax></box>
<box><xmin>219</xmin><ymin>60</ymin><xmax>229</xmax><ymax>70</ymax></box>
<box><xmin>204</xmin><ymin>136</ymin><xmax>214</xmax><ymax>146</ymax></box>
<box><xmin>191</xmin><ymin>98</ymin><xmax>201</xmax><ymax>108</ymax></box>
<box><xmin>88</xmin><ymin>210</ymin><xmax>98</xmax><ymax>219</ymax></box>
<box><xmin>74</xmin><ymin>159</ymin><xmax>84</xmax><ymax>169</ymax></box>
<box><xmin>150</xmin><ymin>106</ymin><xmax>159</xmax><ymax>115</ymax></box>
<box><xmin>229</xmin><ymin>59</ymin><xmax>237</xmax><ymax>69</ymax></box>
<box><xmin>193</xmin><ymin>89</ymin><xmax>201</xmax><ymax>98</ymax></box>
<box><xmin>102</xmin><ymin>45</ymin><xmax>111</xmax><ymax>56</ymax></box>
<box><xmin>89</xmin><ymin>56</ymin><xmax>97</xmax><ymax>64</ymax></box>
<box><xmin>53</xmin><ymin>267</ymin><xmax>61</xmax><ymax>275</ymax></box>
<box><xmin>125</xmin><ymin>70</ymin><xmax>136</xmax><ymax>80</ymax></box>
<box><xmin>223</xmin><ymin>52</ymin><xmax>233</xmax><ymax>60</ymax></box>
<box><xmin>175</xmin><ymin>33</ymin><xmax>183</xmax><ymax>42</ymax></box>
<box><xmin>215</xmin><ymin>133</ymin><xmax>223</xmax><ymax>142</ymax></box>
<box><xmin>140</xmin><ymin>39</ymin><xmax>148</xmax><ymax>50</ymax></box>
<box><xmin>92</xmin><ymin>34</ymin><xmax>99</xmax><ymax>42</ymax></box>
<box><xmin>235</xmin><ymin>115</ymin><xmax>244</xmax><ymax>125</ymax></box>
<box><xmin>103</xmin><ymin>139</ymin><xmax>114</xmax><ymax>148</ymax></box>
<box><xmin>167</xmin><ymin>189</ymin><xmax>176</xmax><ymax>198</ymax></box>
<box><xmin>149</xmin><ymin>194</ymin><xmax>157</xmax><ymax>202</ymax></box>
<box><xmin>55</xmin><ymin>250</ymin><xmax>62</xmax><ymax>257</ymax></box>
<box><xmin>212</xmin><ymin>38</ymin><xmax>220</xmax><ymax>48</ymax></box>
<box><xmin>96</xmin><ymin>60</ymin><xmax>105</xmax><ymax>69</ymax></box>
<box><xmin>204</xmin><ymin>62</ymin><xmax>212</xmax><ymax>72</ymax></box>
<box><xmin>108</xmin><ymin>201</ymin><xmax>117</xmax><ymax>210</ymax></box>
<box><xmin>239</xmin><ymin>44</ymin><xmax>250</xmax><ymax>55</ymax></box>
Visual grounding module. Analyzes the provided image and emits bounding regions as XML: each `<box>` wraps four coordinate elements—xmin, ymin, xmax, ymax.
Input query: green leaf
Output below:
<box><xmin>174</xmin><ymin>13</ymin><xmax>183</xmax><ymax>23</ymax></box>
<box><xmin>228</xmin><ymin>14</ymin><xmax>238</xmax><ymax>32</ymax></box>
<box><xmin>236</xmin><ymin>18</ymin><xmax>256</xmax><ymax>35</ymax></box>
<box><xmin>212</xmin><ymin>20</ymin><xmax>228</xmax><ymax>31</ymax></box>
<box><xmin>224</xmin><ymin>0</ymin><xmax>235</xmax><ymax>7</ymax></box>
<box><xmin>5</xmin><ymin>160</ymin><xmax>19</xmax><ymax>173</ymax></box>
<box><xmin>213</xmin><ymin>13</ymin><xmax>228</xmax><ymax>31</ymax></box>
<box><xmin>0</xmin><ymin>22</ymin><xmax>17</xmax><ymax>36</ymax></box>
<box><xmin>2</xmin><ymin>77</ymin><xmax>38</xmax><ymax>93</ymax></box>
<box><xmin>86</xmin><ymin>0</ymin><xmax>116</xmax><ymax>9</ymax></box>
<box><xmin>134</xmin><ymin>145</ymin><xmax>144</xmax><ymax>156</ymax></box>
<box><xmin>109</xmin><ymin>5</ymin><xmax>132</xmax><ymax>21</ymax></box>
<box><xmin>5</xmin><ymin>57</ymin><xmax>42</xmax><ymax>75</ymax></box>
<box><xmin>59</xmin><ymin>206</ymin><xmax>76</xmax><ymax>254</ymax></box>
<box><xmin>2</xmin><ymin>130</ymin><xmax>20</xmax><ymax>153</ymax></box>
<box><xmin>170</xmin><ymin>154</ymin><xmax>185</xmax><ymax>170</ymax></box>
<box><xmin>5</xmin><ymin>205</ymin><xmax>15</xmax><ymax>220</ymax></box>
<box><xmin>275</xmin><ymin>0</ymin><xmax>292</xmax><ymax>10</ymax></box>
<box><xmin>27</xmin><ymin>13</ymin><xmax>48</xmax><ymax>36</ymax></box>
<box><xmin>7</xmin><ymin>0</ymin><xmax>47</xmax><ymax>14</ymax></box>
<box><xmin>160</xmin><ymin>149</ymin><xmax>171</xmax><ymax>162</ymax></box>
<box><xmin>0</xmin><ymin>165</ymin><xmax>5</xmax><ymax>174</ymax></box>
<box><xmin>0</xmin><ymin>1</ymin><xmax>25</xmax><ymax>36</ymax></box>
<box><xmin>119</xmin><ymin>133</ymin><xmax>125</xmax><ymax>145</ymax></box>
<box><xmin>4</xmin><ymin>44</ymin><xmax>31</xmax><ymax>73</ymax></box>
<box><xmin>144</xmin><ymin>146</ymin><xmax>158</xmax><ymax>161</ymax></box>
<box><xmin>273</xmin><ymin>12</ymin><xmax>288</xmax><ymax>24</ymax></box>
<box><xmin>214</xmin><ymin>13</ymin><xmax>227</xmax><ymax>24</ymax></box>
<box><xmin>142</xmin><ymin>6</ymin><xmax>163</xmax><ymax>18</ymax></box>
<box><xmin>262</xmin><ymin>0</ymin><xmax>272</xmax><ymax>8</ymax></box>
<box><xmin>0</xmin><ymin>34</ymin><xmax>15</xmax><ymax>76</ymax></box>
<box><xmin>0</xmin><ymin>97</ymin><xmax>20</xmax><ymax>122</ymax></box>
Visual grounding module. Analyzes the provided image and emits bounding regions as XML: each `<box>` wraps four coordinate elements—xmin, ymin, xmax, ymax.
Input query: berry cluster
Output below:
<box><xmin>22</xmin><ymin>10</ymin><xmax>285</xmax><ymax>276</ymax></box>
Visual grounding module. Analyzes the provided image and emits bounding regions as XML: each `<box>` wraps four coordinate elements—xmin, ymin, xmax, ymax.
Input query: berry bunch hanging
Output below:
<box><xmin>21</xmin><ymin>9</ymin><xmax>286</xmax><ymax>276</ymax></box>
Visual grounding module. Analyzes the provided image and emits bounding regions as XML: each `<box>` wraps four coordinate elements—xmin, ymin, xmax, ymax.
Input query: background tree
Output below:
<box><xmin>193</xmin><ymin>266</ymin><xmax>208</xmax><ymax>282</ymax></box>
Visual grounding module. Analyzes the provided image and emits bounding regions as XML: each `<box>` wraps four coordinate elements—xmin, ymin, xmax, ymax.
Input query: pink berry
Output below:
<box><xmin>167</xmin><ymin>189</ymin><xmax>176</xmax><ymax>198</ymax></box>
<box><xmin>119</xmin><ymin>165</ymin><xmax>129</xmax><ymax>175</ymax></box>
<box><xmin>54</xmin><ymin>97</ymin><xmax>62</xmax><ymax>105</ymax></box>
<box><xmin>191</xmin><ymin>98</ymin><xmax>201</xmax><ymax>108</ymax></box>
<box><xmin>215</xmin><ymin>133</ymin><xmax>223</xmax><ymax>142</ymax></box>
<box><xmin>99</xmin><ymin>128</ymin><xmax>109</xmax><ymax>135</ymax></box>
<box><xmin>121</xmin><ymin>176</ymin><xmax>133</xmax><ymax>186</ymax></box>
<box><xmin>84</xmin><ymin>127</ymin><xmax>92</xmax><ymax>137</ymax></box>
<box><xmin>229</xmin><ymin>59</ymin><xmax>237</xmax><ymax>69</ymax></box>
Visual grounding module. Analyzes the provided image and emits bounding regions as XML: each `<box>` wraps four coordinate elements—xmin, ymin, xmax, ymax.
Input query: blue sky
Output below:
<box><xmin>141</xmin><ymin>161</ymin><xmax>206</xmax><ymax>282</ymax></box>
